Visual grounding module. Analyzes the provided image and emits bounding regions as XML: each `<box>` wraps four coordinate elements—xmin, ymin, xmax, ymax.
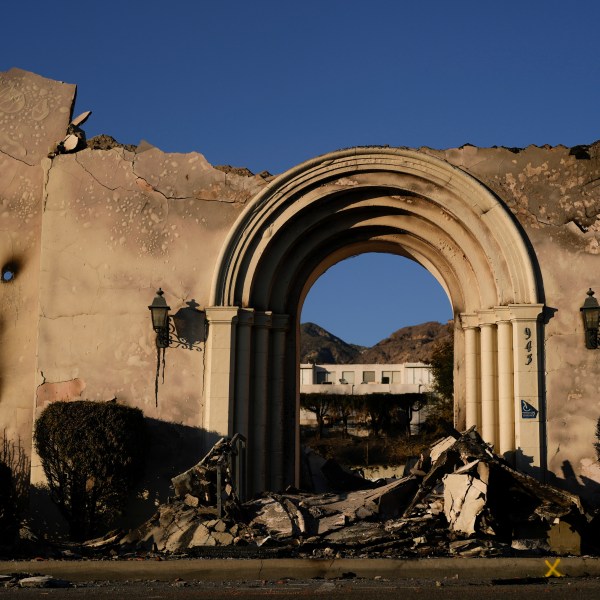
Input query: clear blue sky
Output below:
<box><xmin>3</xmin><ymin>1</ymin><xmax>599</xmax><ymax>346</ymax></box>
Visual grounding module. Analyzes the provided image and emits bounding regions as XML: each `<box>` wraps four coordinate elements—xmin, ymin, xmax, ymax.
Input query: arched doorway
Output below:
<box><xmin>206</xmin><ymin>147</ymin><xmax>544</xmax><ymax>495</ymax></box>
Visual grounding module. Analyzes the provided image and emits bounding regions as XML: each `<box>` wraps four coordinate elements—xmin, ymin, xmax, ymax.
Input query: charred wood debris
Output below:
<box><xmin>90</xmin><ymin>428</ymin><xmax>597</xmax><ymax>558</ymax></box>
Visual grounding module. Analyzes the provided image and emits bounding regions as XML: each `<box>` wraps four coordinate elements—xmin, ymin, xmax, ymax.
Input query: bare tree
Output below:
<box><xmin>300</xmin><ymin>394</ymin><xmax>332</xmax><ymax>439</ymax></box>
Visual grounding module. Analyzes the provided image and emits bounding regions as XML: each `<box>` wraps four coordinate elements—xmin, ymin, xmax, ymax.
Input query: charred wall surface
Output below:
<box><xmin>0</xmin><ymin>69</ymin><xmax>75</xmax><ymax>454</ymax></box>
<box><xmin>434</xmin><ymin>143</ymin><xmax>600</xmax><ymax>496</ymax></box>
<box><xmin>1</xmin><ymin>69</ymin><xmax>599</xmax><ymax>504</ymax></box>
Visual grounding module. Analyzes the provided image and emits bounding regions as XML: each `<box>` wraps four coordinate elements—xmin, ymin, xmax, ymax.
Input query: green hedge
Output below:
<box><xmin>34</xmin><ymin>400</ymin><xmax>146</xmax><ymax>541</ymax></box>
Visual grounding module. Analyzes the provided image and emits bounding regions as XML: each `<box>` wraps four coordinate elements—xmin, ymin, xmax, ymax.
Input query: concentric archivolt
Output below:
<box><xmin>210</xmin><ymin>148</ymin><xmax>540</xmax><ymax>314</ymax></box>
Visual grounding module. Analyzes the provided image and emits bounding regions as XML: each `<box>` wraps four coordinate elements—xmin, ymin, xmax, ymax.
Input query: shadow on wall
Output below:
<box><xmin>506</xmin><ymin>448</ymin><xmax>600</xmax><ymax>507</ymax></box>
<box><xmin>28</xmin><ymin>419</ymin><xmax>223</xmax><ymax>540</ymax></box>
<box><xmin>125</xmin><ymin>418</ymin><xmax>222</xmax><ymax>525</ymax></box>
<box><xmin>556</xmin><ymin>459</ymin><xmax>600</xmax><ymax>507</ymax></box>
<box><xmin>169</xmin><ymin>300</ymin><xmax>206</xmax><ymax>351</ymax></box>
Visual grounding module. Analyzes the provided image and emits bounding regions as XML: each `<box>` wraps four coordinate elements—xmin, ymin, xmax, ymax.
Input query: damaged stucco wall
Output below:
<box><xmin>0</xmin><ymin>69</ymin><xmax>268</xmax><ymax>493</ymax></box>
<box><xmin>435</xmin><ymin>143</ymin><xmax>600</xmax><ymax>495</ymax></box>
<box><xmin>0</xmin><ymin>69</ymin><xmax>75</xmax><ymax>452</ymax></box>
<box><xmin>1</xmin><ymin>68</ymin><xmax>600</xmax><ymax>504</ymax></box>
<box><xmin>37</xmin><ymin>140</ymin><xmax>265</xmax><ymax>420</ymax></box>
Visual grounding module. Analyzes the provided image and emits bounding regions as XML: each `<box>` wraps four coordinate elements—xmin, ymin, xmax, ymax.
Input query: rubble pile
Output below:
<box><xmin>120</xmin><ymin>436</ymin><xmax>251</xmax><ymax>552</ymax></box>
<box><xmin>115</xmin><ymin>428</ymin><xmax>589</xmax><ymax>557</ymax></box>
<box><xmin>170</xmin><ymin>436</ymin><xmax>243</xmax><ymax>518</ymax></box>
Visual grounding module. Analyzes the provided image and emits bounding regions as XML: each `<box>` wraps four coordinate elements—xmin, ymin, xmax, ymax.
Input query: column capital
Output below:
<box><xmin>205</xmin><ymin>306</ymin><xmax>240</xmax><ymax>324</ymax></box>
<box><xmin>237</xmin><ymin>308</ymin><xmax>255</xmax><ymax>327</ymax></box>
<box><xmin>271</xmin><ymin>314</ymin><xmax>290</xmax><ymax>331</ymax></box>
<box><xmin>495</xmin><ymin>306</ymin><xmax>512</xmax><ymax>323</ymax></box>
<box><xmin>508</xmin><ymin>303</ymin><xmax>544</xmax><ymax>322</ymax></box>
<box><xmin>254</xmin><ymin>311</ymin><xmax>273</xmax><ymax>329</ymax></box>
<box><xmin>460</xmin><ymin>313</ymin><xmax>479</xmax><ymax>329</ymax></box>
<box><xmin>477</xmin><ymin>309</ymin><xmax>497</xmax><ymax>327</ymax></box>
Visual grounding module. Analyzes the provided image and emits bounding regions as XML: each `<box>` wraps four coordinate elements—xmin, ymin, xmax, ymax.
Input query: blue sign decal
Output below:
<box><xmin>521</xmin><ymin>400</ymin><xmax>538</xmax><ymax>419</ymax></box>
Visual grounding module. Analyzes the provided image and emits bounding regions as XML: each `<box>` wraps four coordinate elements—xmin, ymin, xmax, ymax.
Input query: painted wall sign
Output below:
<box><xmin>521</xmin><ymin>399</ymin><xmax>538</xmax><ymax>419</ymax></box>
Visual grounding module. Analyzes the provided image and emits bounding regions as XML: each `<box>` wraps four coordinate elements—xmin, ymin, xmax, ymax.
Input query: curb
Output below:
<box><xmin>0</xmin><ymin>557</ymin><xmax>599</xmax><ymax>582</ymax></box>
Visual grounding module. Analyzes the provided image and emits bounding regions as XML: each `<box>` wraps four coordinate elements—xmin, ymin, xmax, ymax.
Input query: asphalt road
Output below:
<box><xmin>2</xmin><ymin>578</ymin><xmax>600</xmax><ymax>599</ymax></box>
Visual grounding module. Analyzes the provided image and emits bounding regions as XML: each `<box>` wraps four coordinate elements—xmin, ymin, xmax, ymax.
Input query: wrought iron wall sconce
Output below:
<box><xmin>580</xmin><ymin>288</ymin><xmax>600</xmax><ymax>349</ymax></box>
<box><xmin>148</xmin><ymin>288</ymin><xmax>170</xmax><ymax>406</ymax></box>
<box><xmin>148</xmin><ymin>288</ymin><xmax>171</xmax><ymax>348</ymax></box>
<box><xmin>148</xmin><ymin>288</ymin><xmax>205</xmax><ymax>406</ymax></box>
<box><xmin>149</xmin><ymin>289</ymin><xmax>205</xmax><ymax>351</ymax></box>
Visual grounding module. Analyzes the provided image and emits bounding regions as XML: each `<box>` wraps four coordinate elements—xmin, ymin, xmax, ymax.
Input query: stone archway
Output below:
<box><xmin>206</xmin><ymin>147</ymin><xmax>544</xmax><ymax>495</ymax></box>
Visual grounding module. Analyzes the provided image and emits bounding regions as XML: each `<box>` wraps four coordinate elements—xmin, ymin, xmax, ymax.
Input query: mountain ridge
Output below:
<box><xmin>300</xmin><ymin>321</ymin><xmax>452</xmax><ymax>364</ymax></box>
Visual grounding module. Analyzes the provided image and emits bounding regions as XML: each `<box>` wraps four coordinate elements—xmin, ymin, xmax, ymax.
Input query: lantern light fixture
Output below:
<box><xmin>580</xmin><ymin>288</ymin><xmax>600</xmax><ymax>350</ymax></box>
<box><xmin>148</xmin><ymin>288</ymin><xmax>171</xmax><ymax>348</ymax></box>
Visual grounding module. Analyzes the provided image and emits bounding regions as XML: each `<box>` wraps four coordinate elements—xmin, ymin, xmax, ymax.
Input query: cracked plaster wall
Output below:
<box><xmin>0</xmin><ymin>69</ymin><xmax>268</xmax><ymax>491</ymax></box>
<box><xmin>433</xmin><ymin>143</ymin><xmax>600</xmax><ymax>498</ymax></box>
<box><xmin>37</xmin><ymin>142</ymin><xmax>265</xmax><ymax>425</ymax></box>
<box><xmin>0</xmin><ymin>69</ymin><xmax>75</xmax><ymax>453</ymax></box>
<box><xmin>1</xmin><ymin>69</ymin><xmax>600</xmax><ymax>500</ymax></box>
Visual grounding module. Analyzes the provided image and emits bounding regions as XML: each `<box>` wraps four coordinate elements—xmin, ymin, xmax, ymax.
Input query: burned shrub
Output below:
<box><xmin>0</xmin><ymin>434</ymin><xmax>30</xmax><ymax>547</ymax></box>
<box><xmin>0</xmin><ymin>460</ymin><xmax>18</xmax><ymax>546</ymax></box>
<box><xmin>33</xmin><ymin>400</ymin><xmax>146</xmax><ymax>541</ymax></box>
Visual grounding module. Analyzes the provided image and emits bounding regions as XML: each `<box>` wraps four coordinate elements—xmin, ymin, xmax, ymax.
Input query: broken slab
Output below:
<box><xmin>19</xmin><ymin>576</ymin><xmax>71</xmax><ymax>588</ymax></box>
<box><xmin>321</xmin><ymin>521</ymin><xmax>392</xmax><ymax>547</ymax></box>
<box><xmin>429</xmin><ymin>435</ymin><xmax>457</xmax><ymax>463</ymax></box>
<box><xmin>171</xmin><ymin>436</ymin><xmax>245</xmax><ymax>519</ymax></box>
<box><xmin>121</xmin><ymin>500</ymin><xmax>251</xmax><ymax>552</ymax></box>
<box><xmin>361</xmin><ymin>476</ymin><xmax>420</xmax><ymax>519</ymax></box>
<box><xmin>0</xmin><ymin>68</ymin><xmax>75</xmax><ymax>165</ymax></box>
<box><xmin>245</xmin><ymin>496</ymin><xmax>296</xmax><ymax>538</ymax></box>
<box><xmin>443</xmin><ymin>473</ymin><xmax>487</xmax><ymax>535</ymax></box>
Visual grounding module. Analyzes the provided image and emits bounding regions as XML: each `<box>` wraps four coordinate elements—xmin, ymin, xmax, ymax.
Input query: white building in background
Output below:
<box><xmin>300</xmin><ymin>362</ymin><xmax>433</xmax><ymax>395</ymax></box>
<box><xmin>299</xmin><ymin>362</ymin><xmax>434</xmax><ymax>429</ymax></box>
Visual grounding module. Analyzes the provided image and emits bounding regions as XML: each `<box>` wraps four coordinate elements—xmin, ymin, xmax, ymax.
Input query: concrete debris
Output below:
<box><xmin>120</xmin><ymin>502</ymin><xmax>253</xmax><ymax>552</ymax></box>
<box><xmin>19</xmin><ymin>576</ymin><xmax>71</xmax><ymax>588</ymax></box>
<box><xmin>0</xmin><ymin>574</ymin><xmax>72</xmax><ymax>588</ymax></box>
<box><xmin>443</xmin><ymin>473</ymin><xmax>485</xmax><ymax>535</ymax></box>
<box><xmin>86</xmin><ymin>134</ymin><xmax>137</xmax><ymax>151</ymax></box>
<box><xmin>49</xmin><ymin>111</ymin><xmax>93</xmax><ymax>157</ymax></box>
<box><xmin>71</xmin><ymin>110</ymin><xmax>92</xmax><ymax>128</ymax></box>
<box><xmin>92</xmin><ymin>428</ymin><xmax>591</xmax><ymax>558</ymax></box>
<box><xmin>171</xmin><ymin>436</ymin><xmax>245</xmax><ymax>520</ymax></box>
<box><xmin>510</xmin><ymin>537</ymin><xmax>550</xmax><ymax>553</ymax></box>
<box><xmin>449</xmin><ymin>538</ymin><xmax>509</xmax><ymax>557</ymax></box>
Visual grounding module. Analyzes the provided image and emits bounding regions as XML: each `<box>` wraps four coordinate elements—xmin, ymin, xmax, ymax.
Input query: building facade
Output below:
<box><xmin>299</xmin><ymin>362</ymin><xmax>433</xmax><ymax>428</ymax></box>
<box><xmin>300</xmin><ymin>362</ymin><xmax>432</xmax><ymax>392</ymax></box>
<box><xmin>1</xmin><ymin>69</ymin><xmax>600</xmax><ymax>504</ymax></box>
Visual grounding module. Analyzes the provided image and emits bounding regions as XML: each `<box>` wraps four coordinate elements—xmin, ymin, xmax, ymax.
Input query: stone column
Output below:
<box><xmin>462</xmin><ymin>314</ymin><xmax>481</xmax><ymax>430</ymax></box>
<box><xmin>269</xmin><ymin>314</ymin><xmax>289</xmax><ymax>492</ymax></box>
<box><xmin>204</xmin><ymin>307</ymin><xmax>239</xmax><ymax>437</ymax></box>
<box><xmin>509</xmin><ymin>304</ymin><xmax>544</xmax><ymax>472</ymax></box>
<box><xmin>233</xmin><ymin>309</ymin><xmax>254</xmax><ymax>441</ymax></box>
<box><xmin>496</xmin><ymin>307</ymin><xmax>515</xmax><ymax>456</ymax></box>
<box><xmin>478</xmin><ymin>311</ymin><xmax>498</xmax><ymax>449</ymax></box>
<box><xmin>250</xmin><ymin>311</ymin><xmax>272</xmax><ymax>494</ymax></box>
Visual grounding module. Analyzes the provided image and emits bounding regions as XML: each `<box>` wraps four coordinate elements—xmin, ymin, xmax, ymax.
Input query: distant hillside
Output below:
<box><xmin>300</xmin><ymin>323</ymin><xmax>365</xmax><ymax>364</ymax></box>
<box><xmin>299</xmin><ymin>321</ymin><xmax>452</xmax><ymax>364</ymax></box>
<box><xmin>357</xmin><ymin>321</ymin><xmax>452</xmax><ymax>364</ymax></box>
